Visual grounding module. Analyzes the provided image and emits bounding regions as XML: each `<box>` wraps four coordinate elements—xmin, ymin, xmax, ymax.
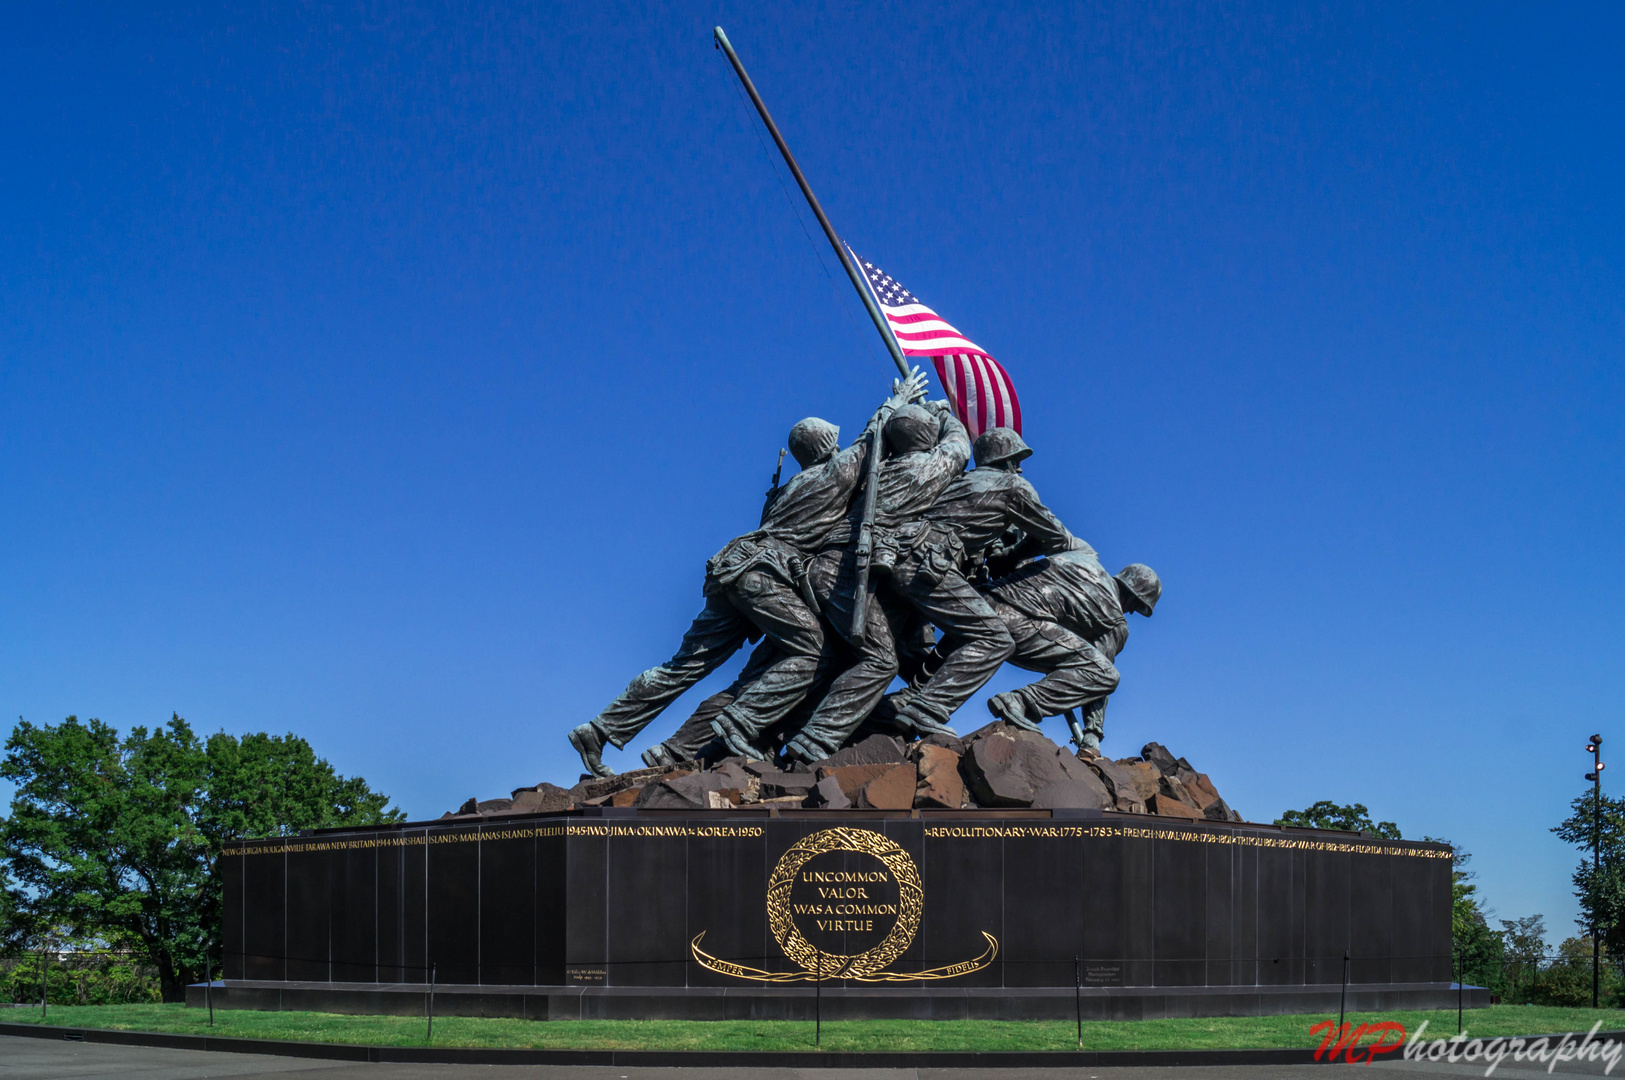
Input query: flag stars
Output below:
<box><xmin>851</xmin><ymin>250</ymin><xmax>919</xmax><ymax>305</ymax></box>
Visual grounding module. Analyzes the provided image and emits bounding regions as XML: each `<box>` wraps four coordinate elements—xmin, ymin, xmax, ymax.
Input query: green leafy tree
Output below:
<box><xmin>196</xmin><ymin>729</ymin><xmax>401</xmax><ymax>843</ymax></box>
<box><xmin>2</xmin><ymin>946</ymin><xmax>162</xmax><ymax>1005</ymax></box>
<box><xmin>0</xmin><ymin>861</ymin><xmax>29</xmax><ymax>955</ymax></box>
<box><xmin>1274</xmin><ymin>801</ymin><xmax>1402</xmax><ymax>838</ymax></box>
<box><xmin>1552</xmin><ymin>789</ymin><xmax>1625</xmax><ymax>959</ymax></box>
<box><xmin>1500</xmin><ymin>914</ymin><xmax>1548</xmax><ymax>1003</ymax></box>
<box><xmin>1</xmin><ymin>715</ymin><xmax>403</xmax><ymax>1002</ymax></box>
<box><xmin>1528</xmin><ymin>935</ymin><xmax>1625</xmax><ymax>1007</ymax></box>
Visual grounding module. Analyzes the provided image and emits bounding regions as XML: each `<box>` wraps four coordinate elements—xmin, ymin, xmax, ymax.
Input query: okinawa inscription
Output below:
<box><xmin>690</xmin><ymin>826</ymin><xmax>998</xmax><ymax>982</ymax></box>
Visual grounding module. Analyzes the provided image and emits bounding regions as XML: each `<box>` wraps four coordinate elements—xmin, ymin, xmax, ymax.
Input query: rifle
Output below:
<box><xmin>1065</xmin><ymin>709</ymin><xmax>1086</xmax><ymax>751</ymax></box>
<box><xmin>761</xmin><ymin>448</ymin><xmax>788</xmax><ymax>516</ymax></box>
<box><xmin>768</xmin><ymin>448</ymin><xmax>786</xmax><ymax>495</ymax></box>
<box><xmin>849</xmin><ymin>422</ymin><xmax>886</xmax><ymax>643</ymax></box>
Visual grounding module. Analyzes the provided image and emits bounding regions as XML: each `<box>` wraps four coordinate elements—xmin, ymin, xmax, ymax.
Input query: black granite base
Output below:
<box><xmin>188</xmin><ymin>977</ymin><xmax>1486</xmax><ymax>1021</ymax></box>
<box><xmin>217</xmin><ymin>807</ymin><xmax>1456</xmax><ymax>1020</ymax></box>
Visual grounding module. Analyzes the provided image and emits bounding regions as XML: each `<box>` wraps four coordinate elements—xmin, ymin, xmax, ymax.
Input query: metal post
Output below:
<box><xmin>712</xmin><ymin>26</ymin><xmax>912</xmax><ymax>382</ymax></box>
<box><xmin>1587</xmin><ymin>734</ymin><xmax>1605</xmax><ymax>1009</ymax></box>
<box><xmin>426</xmin><ymin>964</ymin><xmax>436</xmax><ymax>1043</ymax></box>
<box><xmin>1457</xmin><ymin>950</ymin><xmax>1463</xmax><ymax>1034</ymax></box>
<box><xmin>1338</xmin><ymin>951</ymin><xmax>1349</xmax><ymax>1032</ymax></box>
<box><xmin>814</xmin><ymin>945</ymin><xmax>821</xmax><ymax>1048</ymax></box>
<box><xmin>39</xmin><ymin>942</ymin><xmax>47</xmax><ymax>1021</ymax></box>
<box><xmin>1074</xmin><ymin>955</ymin><xmax>1082</xmax><ymax>1049</ymax></box>
<box><xmin>206</xmin><ymin>948</ymin><xmax>214</xmax><ymax>1027</ymax></box>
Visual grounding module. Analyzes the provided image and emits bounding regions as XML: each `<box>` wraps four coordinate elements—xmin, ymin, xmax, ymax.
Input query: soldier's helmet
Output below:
<box><xmin>973</xmin><ymin>427</ymin><xmax>1033</xmax><ymax>469</ymax></box>
<box><xmin>884</xmin><ymin>404</ymin><xmax>937</xmax><ymax>454</ymax></box>
<box><xmin>787</xmin><ymin>418</ymin><xmax>840</xmax><ymax>467</ymax></box>
<box><xmin>1115</xmin><ymin>563</ymin><xmax>1162</xmax><ymax>616</ymax></box>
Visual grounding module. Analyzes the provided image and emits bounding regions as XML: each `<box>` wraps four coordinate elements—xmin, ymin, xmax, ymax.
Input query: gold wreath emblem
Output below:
<box><xmin>690</xmin><ymin>826</ymin><xmax>998</xmax><ymax>983</ymax></box>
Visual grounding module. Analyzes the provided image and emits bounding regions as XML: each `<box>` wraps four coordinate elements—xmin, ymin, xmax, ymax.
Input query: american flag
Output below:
<box><xmin>846</xmin><ymin>243</ymin><xmax>1021</xmax><ymax>439</ymax></box>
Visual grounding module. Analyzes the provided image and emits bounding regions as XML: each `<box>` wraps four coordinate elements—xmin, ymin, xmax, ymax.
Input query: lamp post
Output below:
<box><xmin>1586</xmin><ymin>734</ymin><xmax>1605</xmax><ymax>1009</ymax></box>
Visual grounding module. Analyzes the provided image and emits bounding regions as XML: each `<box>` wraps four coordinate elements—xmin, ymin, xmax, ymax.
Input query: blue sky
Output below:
<box><xmin>3</xmin><ymin>2</ymin><xmax>1621</xmax><ymax>941</ymax></box>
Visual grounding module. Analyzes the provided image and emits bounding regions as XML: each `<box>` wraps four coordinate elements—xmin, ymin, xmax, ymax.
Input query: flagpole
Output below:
<box><xmin>715</xmin><ymin>27</ymin><xmax>913</xmax><ymax>643</ymax></box>
<box><xmin>713</xmin><ymin>26</ymin><xmax>911</xmax><ymax>382</ymax></box>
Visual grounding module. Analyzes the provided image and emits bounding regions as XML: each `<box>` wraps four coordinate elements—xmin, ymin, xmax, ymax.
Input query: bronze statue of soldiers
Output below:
<box><xmin>637</xmin><ymin>647</ymin><xmax>772</xmax><ymax>769</ymax></box>
<box><xmin>637</xmin><ymin>639</ymin><xmax>820</xmax><ymax>768</ymax></box>
<box><xmin>877</xmin><ymin>427</ymin><xmax>1079</xmax><ymax>738</ymax></box>
<box><xmin>569</xmin><ymin>374</ymin><xmax>925</xmax><ymax>776</ymax></box>
<box><xmin>980</xmin><ymin>543</ymin><xmax>1161</xmax><ymax>754</ymax></box>
<box><xmin>755</xmin><ymin>401</ymin><xmax>971</xmax><ymax>763</ymax></box>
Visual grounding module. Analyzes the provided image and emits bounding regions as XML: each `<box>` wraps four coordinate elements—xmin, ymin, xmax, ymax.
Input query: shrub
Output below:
<box><xmin>1</xmin><ymin>950</ymin><xmax>161</xmax><ymax>1005</ymax></box>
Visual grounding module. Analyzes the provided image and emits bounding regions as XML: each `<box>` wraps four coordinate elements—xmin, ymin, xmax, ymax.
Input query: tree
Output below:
<box><xmin>1500</xmin><ymin>914</ymin><xmax>1547</xmax><ymax>1003</ymax></box>
<box><xmin>0</xmin><ymin>715</ymin><xmax>404</xmax><ymax>1002</ymax></box>
<box><xmin>1552</xmin><ymin>789</ymin><xmax>1625</xmax><ymax>959</ymax></box>
<box><xmin>1274</xmin><ymin>801</ymin><xmax>1402</xmax><ymax>838</ymax></box>
<box><xmin>1529</xmin><ymin>935</ymin><xmax>1624</xmax><ymax>1007</ymax></box>
<box><xmin>0</xmin><ymin>861</ymin><xmax>28</xmax><ymax>956</ymax></box>
<box><xmin>196</xmin><ymin>729</ymin><xmax>401</xmax><ymax>844</ymax></box>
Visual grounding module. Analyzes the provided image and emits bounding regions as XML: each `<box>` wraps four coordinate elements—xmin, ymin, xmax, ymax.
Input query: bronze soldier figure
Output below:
<box><xmin>761</xmin><ymin>401</ymin><xmax>972</xmax><ymax>763</ymax></box>
<box><xmin>636</xmin><ymin>646</ymin><xmax>773</xmax><ymax>769</ymax></box>
<box><xmin>569</xmin><ymin>374</ymin><xmax>925</xmax><ymax>776</ymax></box>
<box><xmin>981</xmin><ymin>544</ymin><xmax>1161</xmax><ymax>754</ymax></box>
<box><xmin>877</xmin><ymin>427</ymin><xmax>1079</xmax><ymax>738</ymax></box>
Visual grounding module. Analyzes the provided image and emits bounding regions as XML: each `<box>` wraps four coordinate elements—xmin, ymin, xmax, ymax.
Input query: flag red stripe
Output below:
<box><xmin>931</xmin><ymin>356</ymin><xmax>951</xmax><ymax>401</ymax></box>
<box><xmin>970</xmin><ymin>355</ymin><xmax>992</xmax><ymax>437</ymax></box>
<box><xmin>998</xmin><ymin>358</ymin><xmax>1023</xmax><ymax>434</ymax></box>
<box><xmin>892</xmin><ymin>327</ymin><xmax>976</xmax><ymax>344</ymax></box>
<box><xmin>975</xmin><ymin>360</ymin><xmax>1001</xmax><ymax>432</ymax></box>
<box><xmin>985</xmin><ymin>356</ymin><xmax>1007</xmax><ymax>428</ymax></box>
<box><xmin>923</xmin><ymin>353</ymin><xmax>1021</xmax><ymax>439</ymax></box>
<box><xmin>900</xmin><ymin>344</ymin><xmax>988</xmax><ymax>359</ymax></box>
<box><xmin>954</xmin><ymin>355</ymin><xmax>972</xmax><ymax>436</ymax></box>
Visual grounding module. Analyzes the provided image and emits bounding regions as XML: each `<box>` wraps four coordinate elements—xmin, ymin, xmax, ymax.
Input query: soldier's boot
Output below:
<box><xmin>785</xmin><ymin>731</ymin><xmax>835</xmax><ymax>765</ymax></box>
<box><xmin>640</xmin><ymin>742</ymin><xmax>682</xmax><ymax>770</ymax></box>
<box><xmin>708</xmin><ymin>713</ymin><xmax>771</xmax><ymax>761</ymax></box>
<box><xmin>986</xmin><ymin>691</ymin><xmax>1044</xmax><ymax>733</ymax></box>
<box><xmin>894</xmin><ymin>702</ymin><xmax>958</xmax><ymax>739</ymax></box>
<box><xmin>843</xmin><ymin>687</ymin><xmax>909</xmax><ymax>743</ymax></box>
<box><xmin>568</xmin><ymin>723</ymin><xmax>615</xmax><ymax>779</ymax></box>
<box><xmin>872</xmin><ymin>686</ymin><xmax>914</xmax><ymax>723</ymax></box>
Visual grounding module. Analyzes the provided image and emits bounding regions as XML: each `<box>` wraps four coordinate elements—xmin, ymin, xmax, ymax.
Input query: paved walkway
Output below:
<box><xmin>4</xmin><ymin>1034</ymin><xmax>1623</xmax><ymax>1079</ymax></box>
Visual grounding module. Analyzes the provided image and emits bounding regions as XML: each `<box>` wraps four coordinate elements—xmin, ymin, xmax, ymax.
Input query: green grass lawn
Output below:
<box><xmin>3</xmin><ymin>1003</ymin><xmax>1623</xmax><ymax>1051</ymax></box>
